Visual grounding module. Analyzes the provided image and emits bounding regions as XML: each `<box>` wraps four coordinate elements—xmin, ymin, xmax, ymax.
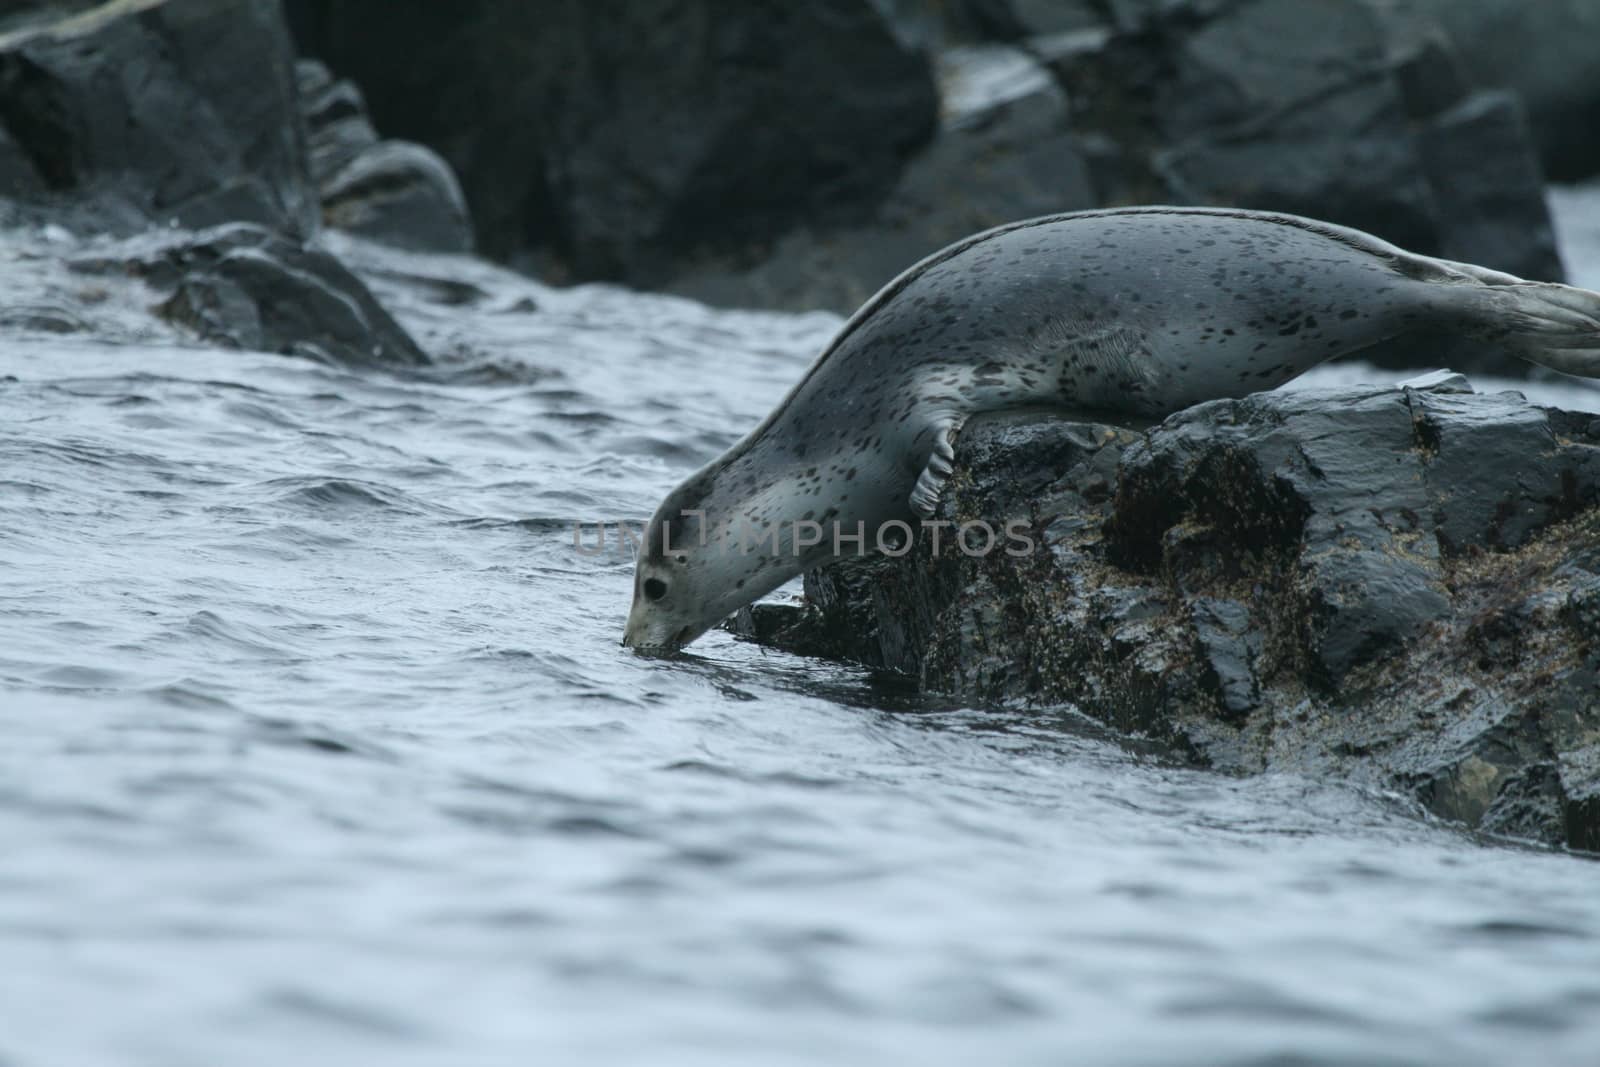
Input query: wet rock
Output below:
<box><xmin>72</xmin><ymin>224</ymin><xmax>428</xmax><ymax>368</ymax></box>
<box><xmin>1189</xmin><ymin>597</ymin><xmax>1261</xmax><ymax>716</ymax></box>
<box><xmin>751</xmin><ymin>379</ymin><xmax>1600</xmax><ymax>849</ymax></box>
<box><xmin>295</xmin><ymin>59</ymin><xmax>473</xmax><ymax>255</ymax></box>
<box><xmin>669</xmin><ymin>45</ymin><xmax>1096</xmax><ymax>313</ymax></box>
<box><xmin>1114</xmin><ymin>386</ymin><xmax>1461</xmax><ymax>686</ymax></box>
<box><xmin>0</xmin><ymin>0</ymin><xmax>315</xmax><ymax>237</ymax></box>
<box><xmin>285</xmin><ymin>0</ymin><xmax>937</xmax><ymax>285</ymax></box>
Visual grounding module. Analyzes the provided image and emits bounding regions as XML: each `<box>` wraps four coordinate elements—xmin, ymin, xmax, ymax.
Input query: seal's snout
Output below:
<box><xmin>620</xmin><ymin>617</ymin><xmax>649</xmax><ymax>650</ymax></box>
<box><xmin>622</xmin><ymin>596</ymin><xmax>694</xmax><ymax>654</ymax></box>
<box><xmin>620</xmin><ymin>625</ymin><xmax>690</xmax><ymax>656</ymax></box>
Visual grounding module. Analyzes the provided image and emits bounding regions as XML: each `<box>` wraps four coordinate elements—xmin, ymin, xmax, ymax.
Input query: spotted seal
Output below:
<box><xmin>622</xmin><ymin>206</ymin><xmax>1600</xmax><ymax>652</ymax></box>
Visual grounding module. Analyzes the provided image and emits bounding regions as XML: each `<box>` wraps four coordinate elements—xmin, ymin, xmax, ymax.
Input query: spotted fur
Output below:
<box><xmin>623</xmin><ymin>207</ymin><xmax>1600</xmax><ymax>651</ymax></box>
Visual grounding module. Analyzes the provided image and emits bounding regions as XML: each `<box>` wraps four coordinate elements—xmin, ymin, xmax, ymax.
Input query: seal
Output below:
<box><xmin>622</xmin><ymin>206</ymin><xmax>1600</xmax><ymax>652</ymax></box>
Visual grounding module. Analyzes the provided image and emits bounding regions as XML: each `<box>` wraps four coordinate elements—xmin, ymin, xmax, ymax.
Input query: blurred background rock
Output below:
<box><xmin>277</xmin><ymin>0</ymin><xmax>1600</xmax><ymax>318</ymax></box>
<box><xmin>2</xmin><ymin>0</ymin><xmax>1597</xmax><ymax>368</ymax></box>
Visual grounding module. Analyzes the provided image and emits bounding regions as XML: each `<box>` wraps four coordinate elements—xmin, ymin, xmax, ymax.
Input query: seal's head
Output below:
<box><xmin>622</xmin><ymin>450</ymin><xmax>830</xmax><ymax>653</ymax></box>
<box><xmin>621</xmin><ymin>471</ymin><xmax>767</xmax><ymax>653</ymax></box>
<box><xmin>620</xmin><ymin>505</ymin><xmax>716</xmax><ymax>653</ymax></box>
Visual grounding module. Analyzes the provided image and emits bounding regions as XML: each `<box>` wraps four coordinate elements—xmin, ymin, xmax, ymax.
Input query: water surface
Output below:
<box><xmin>4</xmin><ymin>195</ymin><xmax>1600</xmax><ymax>1066</ymax></box>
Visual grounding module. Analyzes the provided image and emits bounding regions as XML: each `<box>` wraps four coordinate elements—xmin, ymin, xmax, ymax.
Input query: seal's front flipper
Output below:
<box><xmin>909</xmin><ymin>416</ymin><xmax>963</xmax><ymax>518</ymax></box>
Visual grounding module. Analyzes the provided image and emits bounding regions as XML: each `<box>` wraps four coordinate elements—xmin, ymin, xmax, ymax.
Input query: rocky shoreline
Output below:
<box><xmin>737</xmin><ymin>378</ymin><xmax>1600</xmax><ymax>850</ymax></box>
<box><xmin>2</xmin><ymin>0</ymin><xmax>1599</xmax><ymax>849</ymax></box>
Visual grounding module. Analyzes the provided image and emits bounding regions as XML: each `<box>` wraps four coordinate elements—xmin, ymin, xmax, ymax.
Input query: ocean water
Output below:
<box><xmin>4</xmin><ymin>193</ymin><xmax>1600</xmax><ymax>1067</ymax></box>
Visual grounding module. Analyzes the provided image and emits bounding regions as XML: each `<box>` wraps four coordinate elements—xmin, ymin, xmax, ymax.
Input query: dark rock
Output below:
<box><xmin>295</xmin><ymin>60</ymin><xmax>473</xmax><ymax>255</ymax></box>
<box><xmin>1407</xmin><ymin>388</ymin><xmax>1581</xmax><ymax>555</ymax></box>
<box><xmin>1189</xmin><ymin>597</ymin><xmax>1261</xmax><ymax>716</ymax></box>
<box><xmin>749</xmin><ymin>378</ymin><xmax>1600</xmax><ymax>849</ymax></box>
<box><xmin>0</xmin><ymin>0</ymin><xmax>315</xmax><ymax>237</ymax></box>
<box><xmin>1099</xmin><ymin>0</ymin><xmax>1235</xmax><ymax>31</ymax></box>
<box><xmin>295</xmin><ymin>58</ymin><xmax>374</xmax><ymax>179</ymax></box>
<box><xmin>1114</xmin><ymin>386</ymin><xmax>1459</xmax><ymax>686</ymax></box>
<box><xmin>866</xmin><ymin>0</ymin><xmax>1020</xmax><ymax>48</ymax></box>
<box><xmin>1412</xmin><ymin>0</ymin><xmax>1600</xmax><ymax>182</ymax></box>
<box><xmin>286</xmin><ymin>0</ymin><xmax>937</xmax><ymax>286</ymax></box>
<box><xmin>72</xmin><ymin>224</ymin><xmax>428</xmax><ymax>368</ymax></box>
<box><xmin>1047</xmin><ymin>0</ymin><xmax>1565</xmax><ymax>313</ymax></box>
<box><xmin>1417</xmin><ymin>91</ymin><xmax>1563</xmax><ymax>286</ymax></box>
<box><xmin>0</xmin><ymin>122</ymin><xmax>44</xmax><ymax>199</ymax></box>
<box><xmin>941</xmin><ymin>0</ymin><xmax>1105</xmax><ymax>40</ymax></box>
<box><xmin>669</xmin><ymin>46</ymin><xmax>1096</xmax><ymax>313</ymax></box>
<box><xmin>318</xmin><ymin>142</ymin><xmax>473</xmax><ymax>255</ymax></box>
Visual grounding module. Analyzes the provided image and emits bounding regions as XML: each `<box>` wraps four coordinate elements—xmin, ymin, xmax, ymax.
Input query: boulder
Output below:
<box><xmin>668</xmin><ymin>45</ymin><xmax>1097</xmax><ymax>313</ymax></box>
<box><xmin>956</xmin><ymin>0</ymin><xmax>1600</xmax><ymax>182</ymax></box>
<box><xmin>285</xmin><ymin>0</ymin><xmax>938</xmax><ymax>286</ymax></box>
<box><xmin>1054</xmin><ymin>0</ymin><xmax>1560</xmax><ymax>272</ymax></box>
<box><xmin>0</xmin><ymin>0</ymin><xmax>315</xmax><ymax>236</ymax></box>
<box><xmin>743</xmin><ymin>378</ymin><xmax>1600</xmax><ymax>850</ymax></box>
<box><xmin>70</xmin><ymin>224</ymin><xmax>429</xmax><ymax>368</ymax></box>
<box><xmin>1416</xmin><ymin>90</ymin><xmax>1562</xmax><ymax>283</ymax></box>
<box><xmin>1036</xmin><ymin>0</ymin><xmax>1565</xmax><ymax>374</ymax></box>
<box><xmin>295</xmin><ymin>59</ymin><xmax>473</xmax><ymax>255</ymax></box>
<box><xmin>1411</xmin><ymin>0</ymin><xmax>1600</xmax><ymax>182</ymax></box>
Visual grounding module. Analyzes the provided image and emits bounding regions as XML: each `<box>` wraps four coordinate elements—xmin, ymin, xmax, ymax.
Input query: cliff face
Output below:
<box><xmin>740</xmin><ymin>378</ymin><xmax>1600</xmax><ymax>851</ymax></box>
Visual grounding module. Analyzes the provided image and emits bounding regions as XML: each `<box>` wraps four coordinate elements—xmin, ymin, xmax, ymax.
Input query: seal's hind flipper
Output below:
<box><xmin>1449</xmin><ymin>279</ymin><xmax>1600</xmax><ymax>378</ymax></box>
<box><xmin>909</xmin><ymin>416</ymin><xmax>963</xmax><ymax>518</ymax></box>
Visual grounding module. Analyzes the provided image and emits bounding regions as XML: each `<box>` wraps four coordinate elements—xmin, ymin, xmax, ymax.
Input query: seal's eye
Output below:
<box><xmin>643</xmin><ymin>577</ymin><xmax>668</xmax><ymax>601</ymax></box>
<box><xmin>674</xmin><ymin>554</ymin><xmax>687</xmax><ymax>564</ymax></box>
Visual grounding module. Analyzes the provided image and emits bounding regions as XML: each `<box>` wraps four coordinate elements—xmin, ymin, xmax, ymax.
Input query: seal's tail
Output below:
<box><xmin>1446</xmin><ymin>272</ymin><xmax>1600</xmax><ymax>378</ymax></box>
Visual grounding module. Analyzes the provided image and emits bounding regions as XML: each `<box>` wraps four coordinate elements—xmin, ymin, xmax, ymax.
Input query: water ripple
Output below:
<box><xmin>2</xmin><ymin>217</ymin><xmax>1600</xmax><ymax>1067</ymax></box>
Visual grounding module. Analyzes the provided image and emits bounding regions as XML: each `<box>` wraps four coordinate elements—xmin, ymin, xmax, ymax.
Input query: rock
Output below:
<box><xmin>1411</xmin><ymin>0</ymin><xmax>1600</xmax><ymax>182</ymax></box>
<box><xmin>285</xmin><ymin>0</ymin><xmax>937</xmax><ymax>286</ymax></box>
<box><xmin>71</xmin><ymin>224</ymin><xmax>429</xmax><ymax>368</ymax></box>
<box><xmin>1032</xmin><ymin>0</ymin><xmax>1565</xmax><ymax>374</ymax></box>
<box><xmin>295</xmin><ymin>58</ymin><xmax>374</xmax><ymax>181</ymax></box>
<box><xmin>279</xmin><ymin>0</ymin><xmax>1570</xmax><ymax>337</ymax></box>
<box><xmin>295</xmin><ymin>59</ymin><xmax>473</xmax><ymax>255</ymax></box>
<box><xmin>945</xmin><ymin>0</ymin><xmax>1105</xmax><ymax>40</ymax></box>
<box><xmin>955</xmin><ymin>0</ymin><xmax>1600</xmax><ymax>183</ymax></box>
<box><xmin>318</xmin><ymin>142</ymin><xmax>473</xmax><ymax>255</ymax></box>
<box><xmin>749</xmin><ymin>379</ymin><xmax>1600</xmax><ymax>849</ymax></box>
<box><xmin>668</xmin><ymin>45</ymin><xmax>1096</xmax><ymax>313</ymax></box>
<box><xmin>0</xmin><ymin>122</ymin><xmax>45</xmax><ymax>200</ymax></box>
<box><xmin>1188</xmin><ymin>597</ymin><xmax>1261</xmax><ymax>716</ymax></box>
<box><xmin>1112</xmin><ymin>386</ymin><xmax>1462</xmax><ymax>686</ymax></box>
<box><xmin>0</xmin><ymin>0</ymin><xmax>315</xmax><ymax>237</ymax></box>
<box><xmin>1051</xmin><ymin>1</ymin><xmax>1562</xmax><ymax>262</ymax></box>
<box><xmin>1417</xmin><ymin>91</ymin><xmax>1562</xmax><ymax>285</ymax></box>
